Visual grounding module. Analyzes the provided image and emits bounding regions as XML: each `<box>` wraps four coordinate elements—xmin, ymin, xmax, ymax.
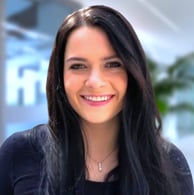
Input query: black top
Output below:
<box><xmin>0</xmin><ymin>124</ymin><xmax>193</xmax><ymax>195</ymax></box>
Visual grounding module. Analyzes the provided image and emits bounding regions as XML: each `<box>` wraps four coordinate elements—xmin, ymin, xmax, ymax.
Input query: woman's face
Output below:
<box><xmin>64</xmin><ymin>26</ymin><xmax>127</xmax><ymax>125</ymax></box>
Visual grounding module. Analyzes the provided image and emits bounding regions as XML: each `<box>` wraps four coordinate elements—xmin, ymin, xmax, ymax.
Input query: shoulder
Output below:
<box><xmin>163</xmin><ymin>142</ymin><xmax>191</xmax><ymax>174</ymax></box>
<box><xmin>0</xmin><ymin>124</ymin><xmax>50</xmax><ymax>166</ymax></box>
<box><xmin>0</xmin><ymin>124</ymin><xmax>50</xmax><ymax>155</ymax></box>
<box><xmin>0</xmin><ymin>124</ymin><xmax>50</xmax><ymax>193</ymax></box>
<box><xmin>163</xmin><ymin>141</ymin><xmax>194</xmax><ymax>194</ymax></box>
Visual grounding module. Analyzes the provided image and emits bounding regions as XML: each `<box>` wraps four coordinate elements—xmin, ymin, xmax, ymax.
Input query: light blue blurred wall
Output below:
<box><xmin>0</xmin><ymin>0</ymin><xmax>5</xmax><ymax>144</ymax></box>
<box><xmin>0</xmin><ymin>0</ymin><xmax>82</xmax><ymax>144</ymax></box>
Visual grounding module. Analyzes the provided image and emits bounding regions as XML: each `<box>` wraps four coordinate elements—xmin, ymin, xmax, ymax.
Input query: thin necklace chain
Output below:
<box><xmin>87</xmin><ymin>146</ymin><xmax>118</xmax><ymax>172</ymax></box>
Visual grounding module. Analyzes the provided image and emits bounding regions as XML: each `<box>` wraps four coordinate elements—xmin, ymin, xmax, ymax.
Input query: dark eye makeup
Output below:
<box><xmin>105</xmin><ymin>61</ymin><xmax>123</xmax><ymax>68</ymax></box>
<box><xmin>69</xmin><ymin>64</ymin><xmax>86</xmax><ymax>70</ymax></box>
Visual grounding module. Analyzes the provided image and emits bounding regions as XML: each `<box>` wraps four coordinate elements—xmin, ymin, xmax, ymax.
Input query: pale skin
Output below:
<box><xmin>63</xmin><ymin>26</ymin><xmax>128</xmax><ymax>181</ymax></box>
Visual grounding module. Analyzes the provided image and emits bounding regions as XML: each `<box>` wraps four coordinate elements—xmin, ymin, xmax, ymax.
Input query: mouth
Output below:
<box><xmin>81</xmin><ymin>95</ymin><xmax>114</xmax><ymax>102</ymax></box>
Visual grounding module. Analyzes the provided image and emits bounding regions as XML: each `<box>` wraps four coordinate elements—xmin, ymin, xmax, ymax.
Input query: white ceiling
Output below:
<box><xmin>76</xmin><ymin>0</ymin><xmax>194</xmax><ymax>64</ymax></box>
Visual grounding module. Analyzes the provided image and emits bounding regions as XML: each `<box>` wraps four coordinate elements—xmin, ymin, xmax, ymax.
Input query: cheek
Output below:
<box><xmin>63</xmin><ymin>74</ymin><xmax>82</xmax><ymax>101</ymax></box>
<box><xmin>118</xmin><ymin>77</ymin><xmax>128</xmax><ymax>110</ymax></box>
<box><xmin>118</xmin><ymin>74</ymin><xmax>128</xmax><ymax>94</ymax></box>
<box><xmin>63</xmin><ymin>74</ymin><xmax>73</xmax><ymax>97</ymax></box>
<box><xmin>63</xmin><ymin>80</ymin><xmax>75</xmax><ymax>107</ymax></box>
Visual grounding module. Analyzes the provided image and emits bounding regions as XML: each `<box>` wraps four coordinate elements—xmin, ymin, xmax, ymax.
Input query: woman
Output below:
<box><xmin>0</xmin><ymin>5</ymin><xmax>193</xmax><ymax>195</ymax></box>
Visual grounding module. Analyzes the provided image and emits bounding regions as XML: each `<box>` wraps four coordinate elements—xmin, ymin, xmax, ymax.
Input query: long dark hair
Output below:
<box><xmin>43</xmin><ymin>5</ymin><xmax>179</xmax><ymax>195</ymax></box>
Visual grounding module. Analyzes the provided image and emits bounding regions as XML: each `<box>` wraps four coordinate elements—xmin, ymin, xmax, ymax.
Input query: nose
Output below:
<box><xmin>85</xmin><ymin>68</ymin><xmax>106</xmax><ymax>88</ymax></box>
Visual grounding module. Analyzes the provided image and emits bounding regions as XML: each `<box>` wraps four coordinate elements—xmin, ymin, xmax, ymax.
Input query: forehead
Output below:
<box><xmin>67</xmin><ymin>26</ymin><xmax>109</xmax><ymax>44</ymax></box>
<box><xmin>64</xmin><ymin>26</ymin><xmax>116</xmax><ymax>58</ymax></box>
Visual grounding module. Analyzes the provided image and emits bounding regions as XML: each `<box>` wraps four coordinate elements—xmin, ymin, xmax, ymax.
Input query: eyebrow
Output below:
<box><xmin>65</xmin><ymin>57</ymin><xmax>87</xmax><ymax>63</ymax></box>
<box><xmin>102</xmin><ymin>55</ymin><xmax>120</xmax><ymax>61</ymax></box>
<box><xmin>65</xmin><ymin>55</ymin><xmax>120</xmax><ymax>63</ymax></box>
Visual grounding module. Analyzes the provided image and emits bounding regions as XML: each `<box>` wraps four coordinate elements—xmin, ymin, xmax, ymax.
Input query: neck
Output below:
<box><xmin>81</xmin><ymin>118</ymin><xmax>119</xmax><ymax>181</ymax></box>
<box><xmin>82</xmin><ymin>119</ymin><xmax>119</xmax><ymax>159</ymax></box>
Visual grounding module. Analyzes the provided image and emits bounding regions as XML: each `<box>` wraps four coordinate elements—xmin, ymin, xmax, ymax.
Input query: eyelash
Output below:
<box><xmin>105</xmin><ymin>61</ymin><xmax>122</xmax><ymax>68</ymax></box>
<box><xmin>69</xmin><ymin>64</ymin><xmax>86</xmax><ymax>70</ymax></box>
<box><xmin>68</xmin><ymin>61</ymin><xmax>123</xmax><ymax>70</ymax></box>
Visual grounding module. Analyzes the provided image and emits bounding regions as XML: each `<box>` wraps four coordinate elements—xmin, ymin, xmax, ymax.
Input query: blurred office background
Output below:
<box><xmin>0</xmin><ymin>0</ymin><xmax>194</xmax><ymax>174</ymax></box>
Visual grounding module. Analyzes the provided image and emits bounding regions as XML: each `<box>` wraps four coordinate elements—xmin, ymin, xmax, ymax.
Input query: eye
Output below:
<box><xmin>105</xmin><ymin>61</ymin><xmax>123</xmax><ymax>68</ymax></box>
<box><xmin>69</xmin><ymin>63</ymin><xmax>86</xmax><ymax>70</ymax></box>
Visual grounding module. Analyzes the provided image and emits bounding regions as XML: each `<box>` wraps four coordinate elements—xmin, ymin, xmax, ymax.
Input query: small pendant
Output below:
<box><xmin>98</xmin><ymin>162</ymin><xmax>103</xmax><ymax>172</ymax></box>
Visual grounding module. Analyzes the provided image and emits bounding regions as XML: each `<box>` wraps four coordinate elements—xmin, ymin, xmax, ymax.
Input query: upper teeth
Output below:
<box><xmin>84</xmin><ymin>96</ymin><xmax>111</xmax><ymax>102</ymax></box>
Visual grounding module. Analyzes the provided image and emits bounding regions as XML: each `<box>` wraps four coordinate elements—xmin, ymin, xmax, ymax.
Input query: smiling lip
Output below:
<box><xmin>81</xmin><ymin>95</ymin><xmax>114</xmax><ymax>106</ymax></box>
